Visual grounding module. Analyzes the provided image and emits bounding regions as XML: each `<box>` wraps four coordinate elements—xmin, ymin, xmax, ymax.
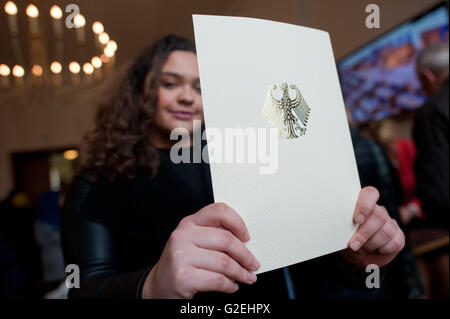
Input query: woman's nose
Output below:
<box><xmin>178</xmin><ymin>85</ymin><xmax>195</xmax><ymax>105</ymax></box>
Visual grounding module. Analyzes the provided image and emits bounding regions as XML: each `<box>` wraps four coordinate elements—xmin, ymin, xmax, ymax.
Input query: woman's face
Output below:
<box><xmin>152</xmin><ymin>50</ymin><xmax>203</xmax><ymax>139</ymax></box>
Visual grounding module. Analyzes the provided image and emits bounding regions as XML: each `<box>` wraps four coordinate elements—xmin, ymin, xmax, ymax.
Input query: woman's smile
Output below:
<box><xmin>169</xmin><ymin>109</ymin><xmax>194</xmax><ymax>120</ymax></box>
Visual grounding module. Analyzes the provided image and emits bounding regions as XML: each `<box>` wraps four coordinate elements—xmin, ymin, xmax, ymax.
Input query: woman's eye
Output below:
<box><xmin>193</xmin><ymin>83</ymin><xmax>201</xmax><ymax>93</ymax></box>
<box><xmin>162</xmin><ymin>82</ymin><xmax>176</xmax><ymax>88</ymax></box>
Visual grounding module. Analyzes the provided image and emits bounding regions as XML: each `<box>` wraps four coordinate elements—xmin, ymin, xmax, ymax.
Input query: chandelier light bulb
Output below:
<box><xmin>74</xmin><ymin>14</ymin><xmax>86</xmax><ymax>28</ymax></box>
<box><xmin>32</xmin><ymin>65</ymin><xmax>43</xmax><ymax>76</ymax></box>
<box><xmin>50</xmin><ymin>5</ymin><xmax>63</xmax><ymax>19</ymax></box>
<box><xmin>104</xmin><ymin>45</ymin><xmax>115</xmax><ymax>58</ymax></box>
<box><xmin>100</xmin><ymin>54</ymin><xmax>109</xmax><ymax>63</ymax></box>
<box><xmin>98</xmin><ymin>32</ymin><xmax>110</xmax><ymax>45</ymax></box>
<box><xmin>92</xmin><ymin>21</ymin><xmax>104</xmax><ymax>34</ymax></box>
<box><xmin>83</xmin><ymin>63</ymin><xmax>94</xmax><ymax>74</ymax></box>
<box><xmin>26</xmin><ymin>4</ymin><xmax>39</xmax><ymax>18</ymax></box>
<box><xmin>106</xmin><ymin>40</ymin><xmax>118</xmax><ymax>52</ymax></box>
<box><xmin>0</xmin><ymin>64</ymin><xmax>11</xmax><ymax>76</ymax></box>
<box><xmin>91</xmin><ymin>57</ymin><xmax>102</xmax><ymax>69</ymax></box>
<box><xmin>12</xmin><ymin>65</ymin><xmax>25</xmax><ymax>77</ymax></box>
<box><xmin>50</xmin><ymin>61</ymin><xmax>62</xmax><ymax>74</ymax></box>
<box><xmin>4</xmin><ymin>1</ymin><xmax>17</xmax><ymax>15</ymax></box>
<box><xmin>69</xmin><ymin>62</ymin><xmax>81</xmax><ymax>74</ymax></box>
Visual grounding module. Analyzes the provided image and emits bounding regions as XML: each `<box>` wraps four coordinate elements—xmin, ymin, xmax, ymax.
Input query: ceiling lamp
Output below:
<box><xmin>1</xmin><ymin>3</ymin><xmax>119</xmax><ymax>89</ymax></box>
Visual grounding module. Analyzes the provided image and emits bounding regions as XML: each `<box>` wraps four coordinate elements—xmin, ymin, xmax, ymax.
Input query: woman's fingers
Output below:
<box><xmin>182</xmin><ymin>202</ymin><xmax>250</xmax><ymax>242</ymax></box>
<box><xmin>378</xmin><ymin>228</ymin><xmax>405</xmax><ymax>254</ymax></box>
<box><xmin>192</xmin><ymin>226</ymin><xmax>260</xmax><ymax>271</ymax></box>
<box><xmin>190</xmin><ymin>248</ymin><xmax>257</xmax><ymax>285</ymax></box>
<box><xmin>353</xmin><ymin>186</ymin><xmax>380</xmax><ymax>225</ymax></box>
<box><xmin>361</xmin><ymin>219</ymin><xmax>399</xmax><ymax>252</ymax></box>
<box><xmin>163</xmin><ymin>202</ymin><xmax>260</xmax><ymax>298</ymax></box>
<box><xmin>189</xmin><ymin>268</ymin><xmax>240</xmax><ymax>296</ymax></box>
<box><xmin>349</xmin><ymin>204</ymin><xmax>389</xmax><ymax>251</ymax></box>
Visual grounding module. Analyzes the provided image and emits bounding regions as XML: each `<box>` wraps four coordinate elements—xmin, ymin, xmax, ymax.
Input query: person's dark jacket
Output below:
<box><xmin>413</xmin><ymin>79</ymin><xmax>449</xmax><ymax>227</ymax></box>
<box><xmin>350</xmin><ymin>126</ymin><xmax>424</xmax><ymax>298</ymax></box>
<box><xmin>61</xmin><ymin>147</ymin><xmax>390</xmax><ymax>299</ymax></box>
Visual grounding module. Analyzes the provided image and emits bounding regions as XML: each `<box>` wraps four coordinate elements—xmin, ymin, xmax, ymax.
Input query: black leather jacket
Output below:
<box><xmin>61</xmin><ymin>149</ymin><xmax>389</xmax><ymax>299</ymax></box>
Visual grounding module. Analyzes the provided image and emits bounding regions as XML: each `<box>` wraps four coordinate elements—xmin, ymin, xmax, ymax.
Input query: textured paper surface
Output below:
<box><xmin>193</xmin><ymin>15</ymin><xmax>361</xmax><ymax>274</ymax></box>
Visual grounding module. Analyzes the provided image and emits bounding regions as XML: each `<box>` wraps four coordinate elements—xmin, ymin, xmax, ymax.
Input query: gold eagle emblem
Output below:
<box><xmin>262</xmin><ymin>82</ymin><xmax>311</xmax><ymax>139</ymax></box>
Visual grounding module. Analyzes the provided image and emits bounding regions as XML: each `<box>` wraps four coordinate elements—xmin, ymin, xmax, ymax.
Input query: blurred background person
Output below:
<box><xmin>347</xmin><ymin>109</ymin><xmax>424</xmax><ymax>299</ymax></box>
<box><xmin>375</xmin><ymin>121</ymin><xmax>425</xmax><ymax>227</ymax></box>
<box><xmin>0</xmin><ymin>189</ymin><xmax>41</xmax><ymax>299</ymax></box>
<box><xmin>34</xmin><ymin>184</ymin><xmax>67</xmax><ymax>298</ymax></box>
<box><xmin>412</xmin><ymin>40</ymin><xmax>449</xmax><ymax>298</ymax></box>
<box><xmin>413</xmin><ymin>41</ymin><xmax>449</xmax><ymax>228</ymax></box>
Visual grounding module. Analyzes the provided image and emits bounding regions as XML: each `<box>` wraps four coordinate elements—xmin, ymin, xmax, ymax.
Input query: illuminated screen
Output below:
<box><xmin>337</xmin><ymin>4</ymin><xmax>449</xmax><ymax>124</ymax></box>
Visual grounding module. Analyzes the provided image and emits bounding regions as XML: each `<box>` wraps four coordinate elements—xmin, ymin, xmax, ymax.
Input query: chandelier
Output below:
<box><xmin>0</xmin><ymin>1</ymin><xmax>119</xmax><ymax>90</ymax></box>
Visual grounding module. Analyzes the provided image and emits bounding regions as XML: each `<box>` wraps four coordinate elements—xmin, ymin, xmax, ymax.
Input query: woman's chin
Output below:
<box><xmin>168</xmin><ymin>118</ymin><xmax>202</xmax><ymax>133</ymax></box>
<box><xmin>166</xmin><ymin>122</ymin><xmax>194</xmax><ymax>135</ymax></box>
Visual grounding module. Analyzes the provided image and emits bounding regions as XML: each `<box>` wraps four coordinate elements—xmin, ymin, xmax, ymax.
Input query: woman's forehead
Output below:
<box><xmin>161</xmin><ymin>51</ymin><xmax>199</xmax><ymax>78</ymax></box>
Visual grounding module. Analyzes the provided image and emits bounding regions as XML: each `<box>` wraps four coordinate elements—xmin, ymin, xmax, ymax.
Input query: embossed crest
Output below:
<box><xmin>262</xmin><ymin>82</ymin><xmax>311</xmax><ymax>139</ymax></box>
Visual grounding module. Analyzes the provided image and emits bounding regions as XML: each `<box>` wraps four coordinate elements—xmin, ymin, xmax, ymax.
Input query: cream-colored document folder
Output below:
<box><xmin>193</xmin><ymin>15</ymin><xmax>360</xmax><ymax>274</ymax></box>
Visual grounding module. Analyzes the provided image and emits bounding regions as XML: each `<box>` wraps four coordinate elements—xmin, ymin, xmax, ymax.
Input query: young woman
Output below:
<box><xmin>61</xmin><ymin>35</ymin><xmax>405</xmax><ymax>299</ymax></box>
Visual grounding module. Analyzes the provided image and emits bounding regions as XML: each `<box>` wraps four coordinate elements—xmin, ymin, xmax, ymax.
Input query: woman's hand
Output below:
<box><xmin>142</xmin><ymin>202</ymin><xmax>260</xmax><ymax>299</ymax></box>
<box><xmin>340</xmin><ymin>186</ymin><xmax>405</xmax><ymax>269</ymax></box>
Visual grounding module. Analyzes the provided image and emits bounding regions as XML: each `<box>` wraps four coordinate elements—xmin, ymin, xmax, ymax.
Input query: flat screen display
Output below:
<box><xmin>337</xmin><ymin>4</ymin><xmax>449</xmax><ymax>124</ymax></box>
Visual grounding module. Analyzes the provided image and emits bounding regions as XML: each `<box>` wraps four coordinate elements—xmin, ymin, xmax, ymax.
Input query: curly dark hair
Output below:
<box><xmin>82</xmin><ymin>35</ymin><xmax>196</xmax><ymax>181</ymax></box>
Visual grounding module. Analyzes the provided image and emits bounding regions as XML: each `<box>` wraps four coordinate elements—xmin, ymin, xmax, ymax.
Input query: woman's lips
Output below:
<box><xmin>170</xmin><ymin>110</ymin><xmax>194</xmax><ymax>120</ymax></box>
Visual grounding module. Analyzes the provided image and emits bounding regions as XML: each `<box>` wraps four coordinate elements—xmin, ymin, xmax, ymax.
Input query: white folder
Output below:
<box><xmin>193</xmin><ymin>15</ymin><xmax>361</xmax><ymax>274</ymax></box>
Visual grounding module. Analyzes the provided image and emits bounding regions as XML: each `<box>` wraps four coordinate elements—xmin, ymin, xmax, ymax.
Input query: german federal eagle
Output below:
<box><xmin>262</xmin><ymin>82</ymin><xmax>311</xmax><ymax>139</ymax></box>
